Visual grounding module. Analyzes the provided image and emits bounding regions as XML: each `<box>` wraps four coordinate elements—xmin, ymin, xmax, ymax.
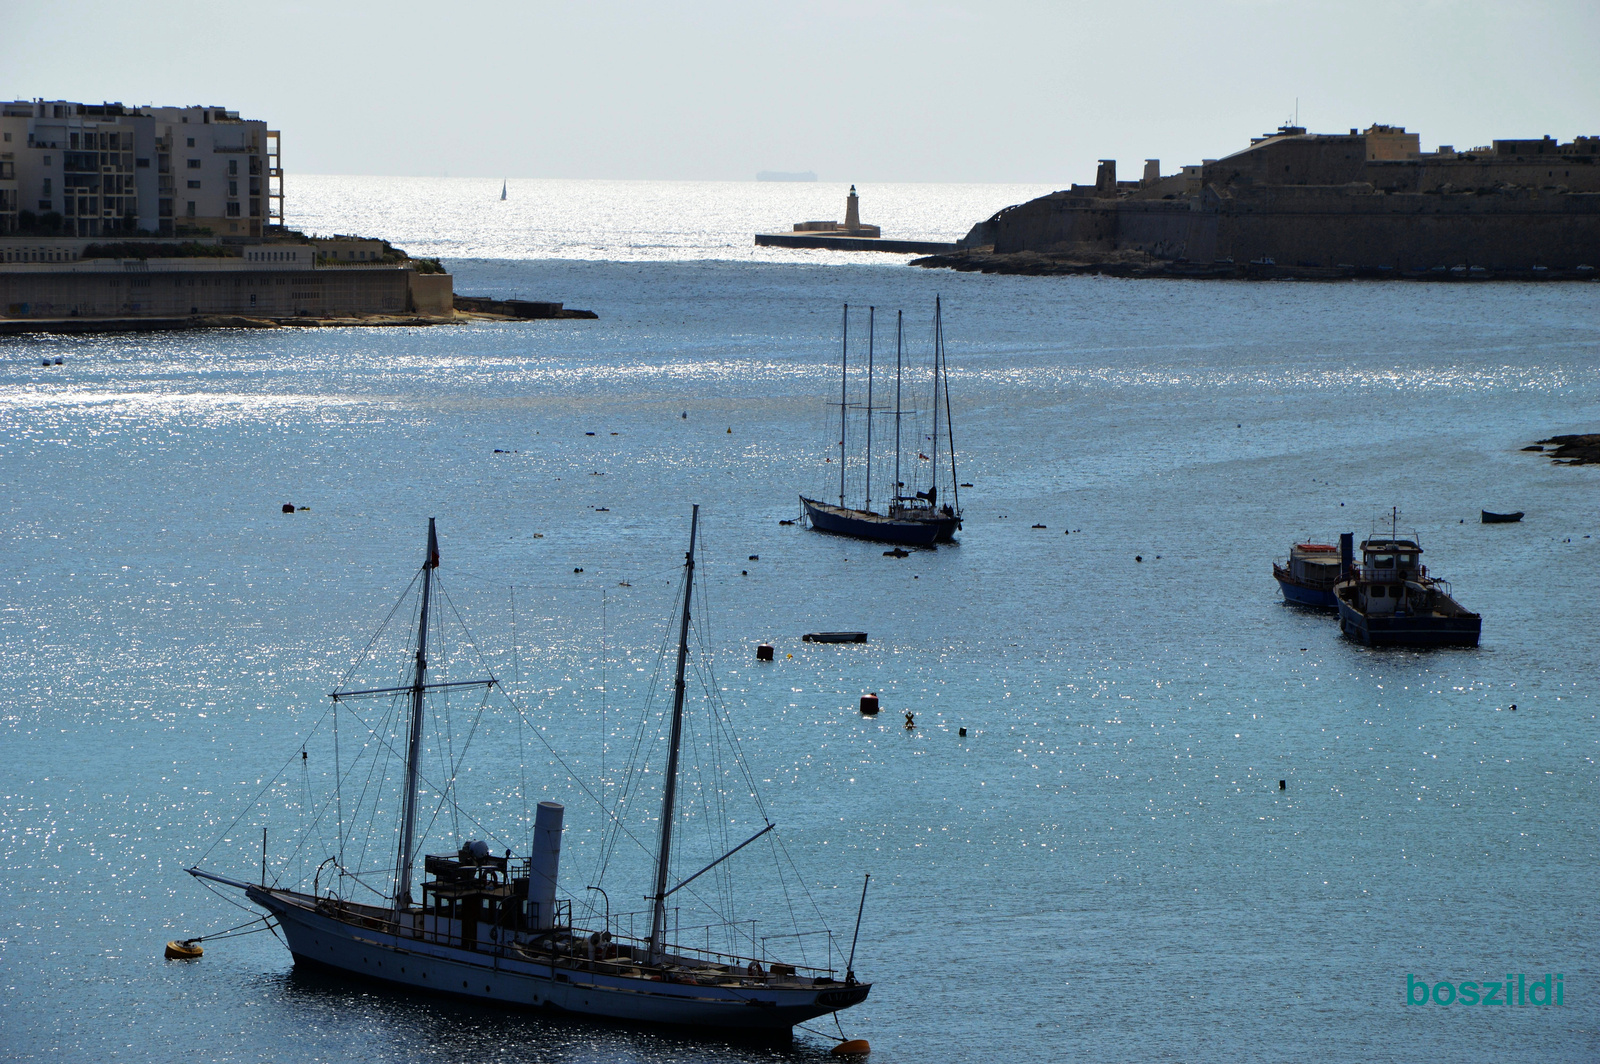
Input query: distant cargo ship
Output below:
<box><xmin>756</xmin><ymin>171</ymin><xmax>817</xmax><ymax>182</ymax></box>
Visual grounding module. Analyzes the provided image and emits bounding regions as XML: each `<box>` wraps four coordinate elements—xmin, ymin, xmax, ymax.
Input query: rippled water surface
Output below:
<box><xmin>2</xmin><ymin>182</ymin><xmax>1599</xmax><ymax>1063</ymax></box>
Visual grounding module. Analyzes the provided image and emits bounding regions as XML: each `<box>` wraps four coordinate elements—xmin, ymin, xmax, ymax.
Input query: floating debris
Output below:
<box><xmin>883</xmin><ymin>548</ymin><xmax>910</xmax><ymax>558</ymax></box>
<box><xmin>1032</xmin><ymin>523</ymin><xmax>1046</xmax><ymax>529</ymax></box>
<box><xmin>803</xmin><ymin>631</ymin><xmax>867</xmax><ymax>644</ymax></box>
<box><xmin>779</xmin><ymin>520</ymin><xmax>795</xmax><ymax>526</ymax></box>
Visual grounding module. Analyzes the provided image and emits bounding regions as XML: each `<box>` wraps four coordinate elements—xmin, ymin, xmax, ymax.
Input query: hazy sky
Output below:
<box><xmin>6</xmin><ymin>1</ymin><xmax>1598</xmax><ymax>184</ymax></box>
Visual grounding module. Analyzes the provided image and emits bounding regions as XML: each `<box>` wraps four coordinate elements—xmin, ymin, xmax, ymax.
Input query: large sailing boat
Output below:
<box><xmin>800</xmin><ymin>299</ymin><xmax>962</xmax><ymax>546</ymax></box>
<box><xmin>187</xmin><ymin>513</ymin><xmax>871</xmax><ymax>1032</ymax></box>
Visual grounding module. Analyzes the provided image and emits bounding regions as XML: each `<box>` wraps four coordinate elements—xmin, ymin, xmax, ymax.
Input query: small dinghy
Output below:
<box><xmin>803</xmin><ymin>631</ymin><xmax>868</xmax><ymax>644</ymax></box>
<box><xmin>1481</xmin><ymin>510</ymin><xmax>1524</xmax><ymax>524</ymax></box>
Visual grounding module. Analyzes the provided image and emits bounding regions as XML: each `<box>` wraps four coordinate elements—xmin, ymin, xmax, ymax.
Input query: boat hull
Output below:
<box><xmin>249</xmin><ymin>887</ymin><xmax>867</xmax><ymax>1032</ymax></box>
<box><xmin>1336</xmin><ymin>597</ymin><xmax>1481</xmax><ymax>647</ymax></box>
<box><xmin>800</xmin><ymin>496</ymin><xmax>957</xmax><ymax>546</ymax></box>
<box><xmin>1272</xmin><ymin>564</ymin><xmax>1338</xmax><ymax>609</ymax></box>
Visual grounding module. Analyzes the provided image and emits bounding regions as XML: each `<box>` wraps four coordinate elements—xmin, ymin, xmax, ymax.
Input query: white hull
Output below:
<box><xmin>249</xmin><ymin>886</ymin><xmax>868</xmax><ymax>1031</ymax></box>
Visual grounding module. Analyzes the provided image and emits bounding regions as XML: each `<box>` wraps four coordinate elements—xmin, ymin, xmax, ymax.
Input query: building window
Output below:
<box><xmin>43</xmin><ymin>155</ymin><xmax>51</xmax><ymax>166</ymax></box>
<box><xmin>188</xmin><ymin>180</ymin><xmax>201</xmax><ymax>188</ymax></box>
<box><xmin>187</xmin><ymin>137</ymin><xmax>195</xmax><ymax>147</ymax></box>
<box><xmin>228</xmin><ymin>159</ymin><xmax>237</xmax><ymax>175</ymax></box>
<box><xmin>137</xmin><ymin>157</ymin><xmax>149</xmax><ymax>167</ymax></box>
<box><xmin>186</xmin><ymin>201</ymin><xmax>196</xmax><ymax>217</ymax></box>
<box><xmin>187</xmin><ymin>158</ymin><xmax>201</xmax><ymax>169</ymax></box>
<box><xmin>39</xmin><ymin>200</ymin><xmax>52</xmax><ymax>210</ymax></box>
<box><xmin>1</xmin><ymin>132</ymin><xmax>8</xmax><ymax>142</ymax></box>
<box><xmin>226</xmin><ymin>201</ymin><xmax>241</xmax><ymax>217</ymax></box>
<box><xmin>228</xmin><ymin>180</ymin><xmax>237</xmax><ymax>197</ymax></box>
<box><xmin>42</xmin><ymin>179</ymin><xmax>50</xmax><ymax>195</ymax></box>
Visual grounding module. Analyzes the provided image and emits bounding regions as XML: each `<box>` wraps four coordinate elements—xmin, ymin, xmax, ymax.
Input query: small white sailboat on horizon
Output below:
<box><xmin>501</xmin><ymin>178</ymin><xmax>507</xmax><ymax>200</ymax></box>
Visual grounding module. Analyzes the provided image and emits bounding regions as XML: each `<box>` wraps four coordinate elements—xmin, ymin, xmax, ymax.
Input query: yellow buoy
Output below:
<box><xmin>831</xmin><ymin>1039</ymin><xmax>870</xmax><ymax>1056</ymax></box>
<box><xmin>164</xmin><ymin>939</ymin><xmax>203</xmax><ymax>960</ymax></box>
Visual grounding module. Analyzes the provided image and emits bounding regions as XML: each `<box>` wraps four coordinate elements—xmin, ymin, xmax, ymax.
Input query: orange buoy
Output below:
<box><xmin>831</xmin><ymin>1039</ymin><xmax>870</xmax><ymax>1056</ymax></box>
<box><xmin>165</xmin><ymin>939</ymin><xmax>203</xmax><ymax>960</ymax></box>
<box><xmin>859</xmin><ymin>693</ymin><xmax>879</xmax><ymax>715</ymax></box>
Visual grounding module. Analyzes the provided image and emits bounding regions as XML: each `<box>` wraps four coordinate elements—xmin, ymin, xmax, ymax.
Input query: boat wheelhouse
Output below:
<box><xmin>1334</xmin><ymin>530</ymin><xmax>1481</xmax><ymax>647</ymax></box>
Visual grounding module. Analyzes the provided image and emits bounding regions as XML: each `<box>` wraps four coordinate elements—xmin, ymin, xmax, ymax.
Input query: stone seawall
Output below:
<box><xmin>0</xmin><ymin>264</ymin><xmax>451</xmax><ymax>320</ymax></box>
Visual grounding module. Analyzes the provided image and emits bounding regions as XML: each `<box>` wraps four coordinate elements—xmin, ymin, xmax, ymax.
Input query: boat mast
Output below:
<box><xmin>648</xmin><ymin>505</ymin><xmax>699</xmax><ymax>965</ymax></box>
<box><xmin>393</xmin><ymin>518</ymin><xmax>439</xmax><ymax>909</ymax></box>
<box><xmin>894</xmin><ymin>310</ymin><xmax>903</xmax><ymax>507</ymax></box>
<box><xmin>839</xmin><ymin>305</ymin><xmax>848</xmax><ymax>509</ymax></box>
<box><xmin>928</xmin><ymin>298</ymin><xmax>940</xmax><ymax>506</ymax></box>
<box><xmin>941</xmin><ymin>300</ymin><xmax>960</xmax><ymax>516</ymax></box>
<box><xmin>864</xmin><ymin>306</ymin><xmax>875</xmax><ymax>512</ymax></box>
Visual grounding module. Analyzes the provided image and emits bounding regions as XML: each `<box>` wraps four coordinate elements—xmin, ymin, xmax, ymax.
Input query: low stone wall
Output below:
<box><xmin>0</xmin><ymin>265</ymin><xmax>437</xmax><ymax>319</ymax></box>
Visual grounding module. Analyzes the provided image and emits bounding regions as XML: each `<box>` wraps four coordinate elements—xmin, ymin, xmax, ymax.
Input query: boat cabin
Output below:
<box><xmin>417</xmin><ymin>845</ymin><xmax>568</xmax><ymax>950</ymax></box>
<box><xmin>1286</xmin><ymin>542</ymin><xmax>1341</xmax><ymax>588</ymax></box>
<box><xmin>1350</xmin><ymin>537</ymin><xmax>1435</xmax><ymax>616</ymax></box>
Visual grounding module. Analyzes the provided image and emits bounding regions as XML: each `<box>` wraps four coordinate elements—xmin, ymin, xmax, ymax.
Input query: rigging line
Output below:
<box><xmin>331</xmin><ymin>568</ymin><xmax>424</xmax><ymax>694</ymax></box>
<box><xmin>196</xmin><ymin>703</ymin><xmax>333</xmax><ymax>865</ymax></box>
<box><xmin>332</xmin><ymin>688</ymin><xmax>503</xmax><ymax>853</ymax></box>
<box><xmin>512</xmin><ymin>583</ymin><xmax>530</xmax><ymax>833</ymax></box>
<box><xmin>341</xmin><ymin>695</ymin><xmax>398</xmax><ymax>876</ymax></box>
<box><xmin>591</xmin><ymin>568</ymin><xmax>682</xmax><ymax>886</ymax></box>
<box><xmin>197</xmin><ymin>875</ymin><xmax>262</xmax><ymax>916</ymax></box>
<box><xmin>416</xmin><ymin>684</ymin><xmax>500</xmax><ymax>853</ymax></box>
<box><xmin>332</xmin><ymin>683</ymin><xmax>344</xmax><ymax>866</ymax></box>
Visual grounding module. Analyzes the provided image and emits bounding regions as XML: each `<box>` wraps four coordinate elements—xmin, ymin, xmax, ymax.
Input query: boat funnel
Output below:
<box><xmin>528</xmin><ymin>801</ymin><xmax>564</xmax><ymax>930</ymax></box>
<box><xmin>1339</xmin><ymin>532</ymin><xmax>1354</xmax><ymax>577</ymax></box>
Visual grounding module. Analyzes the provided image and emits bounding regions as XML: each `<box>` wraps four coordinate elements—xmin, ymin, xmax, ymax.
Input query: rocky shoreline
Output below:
<box><xmin>910</xmin><ymin>248</ymin><xmax>1600</xmax><ymax>283</ymax></box>
<box><xmin>1527</xmin><ymin>434</ymin><xmax>1600</xmax><ymax>465</ymax></box>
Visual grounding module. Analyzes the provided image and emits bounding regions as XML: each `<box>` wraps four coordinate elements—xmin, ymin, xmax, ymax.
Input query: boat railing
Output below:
<box><xmin>1356</xmin><ymin>565</ymin><xmax>1428</xmax><ymax>583</ymax></box>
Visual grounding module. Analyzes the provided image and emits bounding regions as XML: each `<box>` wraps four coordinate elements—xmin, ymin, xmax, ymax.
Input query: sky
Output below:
<box><xmin>5</xmin><ymin>0</ymin><xmax>1599</xmax><ymax>184</ymax></box>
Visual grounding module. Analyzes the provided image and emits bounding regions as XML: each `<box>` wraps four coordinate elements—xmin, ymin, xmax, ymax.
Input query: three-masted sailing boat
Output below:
<box><xmin>187</xmin><ymin>513</ymin><xmax>870</xmax><ymax>1032</ymax></box>
<box><xmin>800</xmin><ymin>298</ymin><xmax>963</xmax><ymax>546</ymax></box>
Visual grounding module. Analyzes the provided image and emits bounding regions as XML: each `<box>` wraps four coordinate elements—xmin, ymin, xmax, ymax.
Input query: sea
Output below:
<box><xmin>2</xmin><ymin>176</ymin><xmax>1597</xmax><ymax>1064</ymax></box>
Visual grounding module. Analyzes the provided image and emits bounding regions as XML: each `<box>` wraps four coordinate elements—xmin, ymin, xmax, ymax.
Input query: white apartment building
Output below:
<box><xmin>0</xmin><ymin>100</ymin><xmax>282</xmax><ymax>239</ymax></box>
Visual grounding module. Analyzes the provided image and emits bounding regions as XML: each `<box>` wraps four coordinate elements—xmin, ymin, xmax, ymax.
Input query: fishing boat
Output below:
<box><xmin>1334</xmin><ymin>517</ymin><xmax>1481</xmax><ymax>647</ymax></box>
<box><xmin>1271</xmin><ymin>541</ymin><xmax>1342</xmax><ymax>608</ymax></box>
<box><xmin>1481</xmin><ymin>510</ymin><xmax>1524</xmax><ymax>523</ymax></box>
<box><xmin>800</xmin><ymin>300</ymin><xmax>962</xmax><ymax>547</ymax></box>
<box><xmin>186</xmin><ymin>513</ymin><xmax>871</xmax><ymax>1033</ymax></box>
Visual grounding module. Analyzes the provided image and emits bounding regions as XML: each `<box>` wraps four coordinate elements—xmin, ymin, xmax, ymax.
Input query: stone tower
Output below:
<box><xmin>845</xmin><ymin>185</ymin><xmax>861</xmax><ymax>232</ymax></box>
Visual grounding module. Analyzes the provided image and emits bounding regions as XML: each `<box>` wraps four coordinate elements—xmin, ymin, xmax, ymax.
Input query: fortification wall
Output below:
<box><xmin>988</xmin><ymin>185</ymin><xmax>1600</xmax><ymax>269</ymax></box>
<box><xmin>0</xmin><ymin>266</ymin><xmax>418</xmax><ymax>318</ymax></box>
<box><xmin>1212</xmin><ymin>188</ymin><xmax>1600</xmax><ymax>269</ymax></box>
